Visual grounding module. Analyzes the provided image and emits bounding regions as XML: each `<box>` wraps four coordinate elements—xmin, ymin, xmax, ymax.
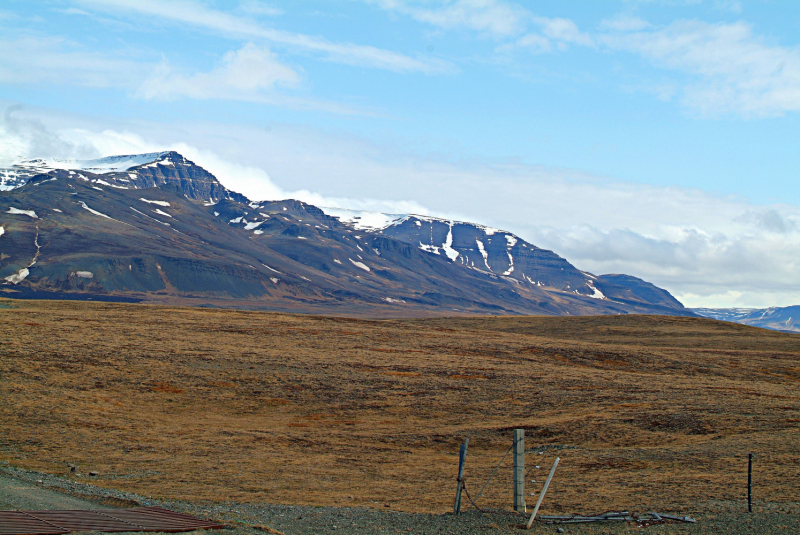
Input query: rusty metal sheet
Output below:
<box><xmin>21</xmin><ymin>511</ymin><xmax>144</xmax><ymax>532</ymax></box>
<box><xmin>103</xmin><ymin>507</ymin><xmax>224</xmax><ymax>532</ymax></box>
<box><xmin>0</xmin><ymin>507</ymin><xmax>223</xmax><ymax>535</ymax></box>
<box><xmin>0</xmin><ymin>512</ymin><xmax>70</xmax><ymax>535</ymax></box>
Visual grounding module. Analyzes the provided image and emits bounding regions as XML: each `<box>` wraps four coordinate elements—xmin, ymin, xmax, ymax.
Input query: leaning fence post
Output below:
<box><xmin>453</xmin><ymin>437</ymin><xmax>469</xmax><ymax>514</ymax></box>
<box><xmin>513</xmin><ymin>429</ymin><xmax>525</xmax><ymax>513</ymax></box>
<box><xmin>526</xmin><ymin>457</ymin><xmax>560</xmax><ymax>529</ymax></box>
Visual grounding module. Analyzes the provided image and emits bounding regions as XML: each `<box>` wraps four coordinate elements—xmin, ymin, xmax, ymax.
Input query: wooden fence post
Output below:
<box><xmin>526</xmin><ymin>457</ymin><xmax>560</xmax><ymax>529</ymax></box>
<box><xmin>453</xmin><ymin>438</ymin><xmax>469</xmax><ymax>514</ymax></box>
<box><xmin>513</xmin><ymin>429</ymin><xmax>525</xmax><ymax>513</ymax></box>
<box><xmin>748</xmin><ymin>453</ymin><xmax>753</xmax><ymax>513</ymax></box>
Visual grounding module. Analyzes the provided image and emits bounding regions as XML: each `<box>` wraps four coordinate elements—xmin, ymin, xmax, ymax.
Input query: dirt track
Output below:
<box><xmin>1</xmin><ymin>299</ymin><xmax>798</xmax><ymax>520</ymax></box>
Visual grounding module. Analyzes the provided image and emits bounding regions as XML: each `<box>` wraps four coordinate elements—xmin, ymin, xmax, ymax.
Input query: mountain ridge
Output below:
<box><xmin>1</xmin><ymin>151</ymin><xmax>694</xmax><ymax>317</ymax></box>
<box><xmin>693</xmin><ymin>306</ymin><xmax>800</xmax><ymax>333</ymax></box>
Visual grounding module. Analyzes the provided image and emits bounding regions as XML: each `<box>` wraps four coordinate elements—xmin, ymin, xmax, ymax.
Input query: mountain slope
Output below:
<box><xmin>326</xmin><ymin>208</ymin><xmax>687</xmax><ymax>312</ymax></box>
<box><xmin>1</xmin><ymin>152</ymin><xmax>693</xmax><ymax>317</ymax></box>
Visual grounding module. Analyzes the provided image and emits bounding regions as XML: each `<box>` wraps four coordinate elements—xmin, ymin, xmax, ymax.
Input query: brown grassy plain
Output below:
<box><xmin>1</xmin><ymin>299</ymin><xmax>798</xmax><ymax>516</ymax></box>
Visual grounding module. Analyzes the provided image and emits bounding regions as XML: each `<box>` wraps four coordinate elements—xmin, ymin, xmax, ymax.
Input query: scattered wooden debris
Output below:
<box><xmin>655</xmin><ymin>512</ymin><xmax>696</xmax><ymax>523</ymax></box>
<box><xmin>537</xmin><ymin>510</ymin><xmax>696</xmax><ymax>527</ymax></box>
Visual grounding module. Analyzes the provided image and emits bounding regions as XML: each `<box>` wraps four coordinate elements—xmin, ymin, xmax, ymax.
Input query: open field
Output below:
<box><xmin>1</xmin><ymin>299</ymin><xmax>798</xmax><ymax>521</ymax></box>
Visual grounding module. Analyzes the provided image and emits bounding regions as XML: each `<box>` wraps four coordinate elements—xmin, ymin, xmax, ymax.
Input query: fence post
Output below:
<box><xmin>526</xmin><ymin>457</ymin><xmax>560</xmax><ymax>529</ymax></box>
<box><xmin>453</xmin><ymin>438</ymin><xmax>469</xmax><ymax>514</ymax></box>
<box><xmin>747</xmin><ymin>453</ymin><xmax>753</xmax><ymax>513</ymax></box>
<box><xmin>513</xmin><ymin>429</ymin><xmax>525</xmax><ymax>513</ymax></box>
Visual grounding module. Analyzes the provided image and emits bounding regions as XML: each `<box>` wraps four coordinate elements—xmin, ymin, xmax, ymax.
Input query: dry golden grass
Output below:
<box><xmin>1</xmin><ymin>299</ymin><xmax>798</xmax><ymax>516</ymax></box>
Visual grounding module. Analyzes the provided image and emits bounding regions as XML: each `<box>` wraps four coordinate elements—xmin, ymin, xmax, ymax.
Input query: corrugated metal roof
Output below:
<box><xmin>0</xmin><ymin>507</ymin><xmax>223</xmax><ymax>535</ymax></box>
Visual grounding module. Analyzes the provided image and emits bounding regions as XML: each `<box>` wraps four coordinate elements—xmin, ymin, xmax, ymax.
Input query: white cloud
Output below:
<box><xmin>4</xmin><ymin>104</ymin><xmax>800</xmax><ymax>308</ymax></box>
<box><xmin>498</xmin><ymin>16</ymin><xmax>595</xmax><ymax>54</ymax></box>
<box><xmin>601</xmin><ymin>19</ymin><xmax>800</xmax><ymax>116</ymax></box>
<box><xmin>535</xmin><ymin>17</ymin><xmax>595</xmax><ymax>48</ymax></box>
<box><xmin>511</xmin><ymin>33</ymin><xmax>551</xmax><ymax>53</ymax></box>
<box><xmin>238</xmin><ymin>1</ymin><xmax>283</xmax><ymax>17</ymax></box>
<box><xmin>369</xmin><ymin>0</ymin><xmax>530</xmax><ymax>38</ymax></box>
<box><xmin>365</xmin><ymin>3</ymin><xmax>800</xmax><ymax>118</ymax></box>
<box><xmin>0</xmin><ymin>37</ymin><xmax>363</xmax><ymax>113</ymax></box>
<box><xmin>0</xmin><ymin>105</ymin><xmax>98</xmax><ymax>164</ymax></box>
<box><xmin>598</xmin><ymin>15</ymin><xmax>651</xmax><ymax>32</ymax></box>
<box><xmin>77</xmin><ymin>0</ymin><xmax>450</xmax><ymax>73</ymax></box>
<box><xmin>714</xmin><ymin>0</ymin><xmax>742</xmax><ymax>14</ymax></box>
<box><xmin>529</xmin><ymin>222</ymin><xmax>800</xmax><ymax>308</ymax></box>
<box><xmin>0</xmin><ymin>105</ymin><xmax>432</xmax><ymax>215</ymax></box>
<box><xmin>372</xmin><ymin>2</ymin><xmax>596</xmax><ymax>53</ymax></box>
<box><xmin>734</xmin><ymin>209</ymin><xmax>797</xmax><ymax>234</ymax></box>
<box><xmin>138</xmin><ymin>43</ymin><xmax>301</xmax><ymax>101</ymax></box>
<box><xmin>0</xmin><ymin>36</ymin><xmax>147</xmax><ymax>88</ymax></box>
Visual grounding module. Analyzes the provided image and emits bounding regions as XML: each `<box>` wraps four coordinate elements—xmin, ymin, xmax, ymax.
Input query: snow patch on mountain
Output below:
<box><xmin>15</xmin><ymin>152</ymin><xmax>172</xmax><ymax>174</ymax></box>
<box><xmin>153</xmin><ymin>209</ymin><xmax>173</xmax><ymax>218</ymax></box>
<box><xmin>503</xmin><ymin>252</ymin><xmax>514</xmax><ymax>275</ymax></box>
<box><xmin>140</xmin><ymin>198</ymin><xmax>171</xmax><ymax>207</ymax></box>
<box><xmin>130</xmin><ymin>206</ymin><xmax>169</xmax><ymax>226</ymax></box>
<box><xmin>475</xmin><ymin>239</ymin><xmax>491</xmax><ymax>271</ymax></box>
<box><xmin>7</xmin><ymin>207</ymin><xmax>38</xmax><ymax>218</ymax></box>
<box><xmin>321</xmin><ymin>207</ymin><xmax>407</xmax><ymax>230</ymax></box>
<box><xmin>349</xmin><ymin>258</ymin><xmax>370</xmax><ymax>271</ymax></box>
<box><xmin>419</xmin><ymin>243</ymin><xmax>441</xmax><ymax>255</ymax></box>
<box><xmin>5</xmin><ymin>267</ymin><xmax>29</xmax><ymax>284</ymax></box>
<box><xmin>79</xmin><ymin>201</ymin><xmax>112</xmax><ymax>219</ymax></box>
<box><xmin>586</xmin><ymin>281</ymin><xmax>605</xmax><ymax>299</ymax></box>
<box><xmin>442</xmin><ymin>222</ymin><xmax>459</xmax><ymax>261</ymax></box>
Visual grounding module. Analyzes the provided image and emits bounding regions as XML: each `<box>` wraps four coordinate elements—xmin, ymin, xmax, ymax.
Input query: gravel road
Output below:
<box><xmin>1</xmin><ymin>462</ymin><xmax>797</xmax><ymax>535</ymax></box>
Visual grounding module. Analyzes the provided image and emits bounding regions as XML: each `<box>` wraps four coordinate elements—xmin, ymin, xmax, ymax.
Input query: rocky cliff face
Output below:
<box><xmin>102</xmin><ymin>152</ymin><xmax>247</xmax><ymax>203</ymax></box>
<box><xmin>0</xmin><ymin>152</ymin><xmax>246</xmax><ymax>203</ymax></box>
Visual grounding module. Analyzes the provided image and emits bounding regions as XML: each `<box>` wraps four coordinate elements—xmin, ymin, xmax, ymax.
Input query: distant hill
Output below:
<box><xmin>693</xmin><ymin>306</ymin><xmax>800</xmax><ymax>333</ymax></box>
<box><xmin>1</xmin><ymin>151</ymin><xmax>694</xmax><ymax>317</ymax></box>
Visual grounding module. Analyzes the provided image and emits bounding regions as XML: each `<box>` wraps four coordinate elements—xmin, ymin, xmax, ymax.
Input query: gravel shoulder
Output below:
<box><xmin>0</xmin><ymin>472</ymin><xmax>111</xmax><ymax>511</ymax></box>
<box><xmin>2</xmin><ymin>462</ymin><xmax>798</xmax><ymax>535</ymax></box>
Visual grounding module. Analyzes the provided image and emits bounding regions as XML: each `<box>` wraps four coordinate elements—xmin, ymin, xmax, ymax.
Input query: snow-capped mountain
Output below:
<box><xmin>322</xmin><ymin>207</ymin><xmax>684</xmax><ymax>310</ymax></box>
<box><xmin>0</xmin><ymin>151</ymin><xmax>693</xmax><ymax>317</ymax></box>
<box><xmin>1</xmin><ymin>153</ymin><xmax>169</xmax><ymax>190</ymax></box>
<box><xmin>0</xmin><ymin>151</ymin><xmax>246</xmax><ymax>203</ymax></box>
<box><xmin>693</xmin><ymin>306</ymin><xmax>800</xmax><ymax>333</ymax></box>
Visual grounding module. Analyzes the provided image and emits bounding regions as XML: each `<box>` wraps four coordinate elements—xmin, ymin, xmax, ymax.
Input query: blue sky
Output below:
<box><xmin>2</xmin><ymin>0</ymin><xmax>800</xmax><ymax>307</ymax></box>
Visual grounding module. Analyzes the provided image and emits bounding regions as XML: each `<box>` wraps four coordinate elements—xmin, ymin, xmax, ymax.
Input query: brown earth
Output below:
<box><xmin>0</xmin><ymin>299</ymin><xmax>798</xmax><ymax>518</ymax></box>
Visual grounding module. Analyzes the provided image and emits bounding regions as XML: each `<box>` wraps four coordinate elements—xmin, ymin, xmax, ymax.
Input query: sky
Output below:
<box><xmin>1</xmin><ymin>0</ymin><xmax>800</xmax><ymax>308</ymax></box>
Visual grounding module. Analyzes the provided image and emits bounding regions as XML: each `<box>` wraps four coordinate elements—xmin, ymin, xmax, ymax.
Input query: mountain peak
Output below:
<box><xmin>1</xmin><ymin>151</ymin><xmax>246</xmax><ymax>204</ymax></box>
